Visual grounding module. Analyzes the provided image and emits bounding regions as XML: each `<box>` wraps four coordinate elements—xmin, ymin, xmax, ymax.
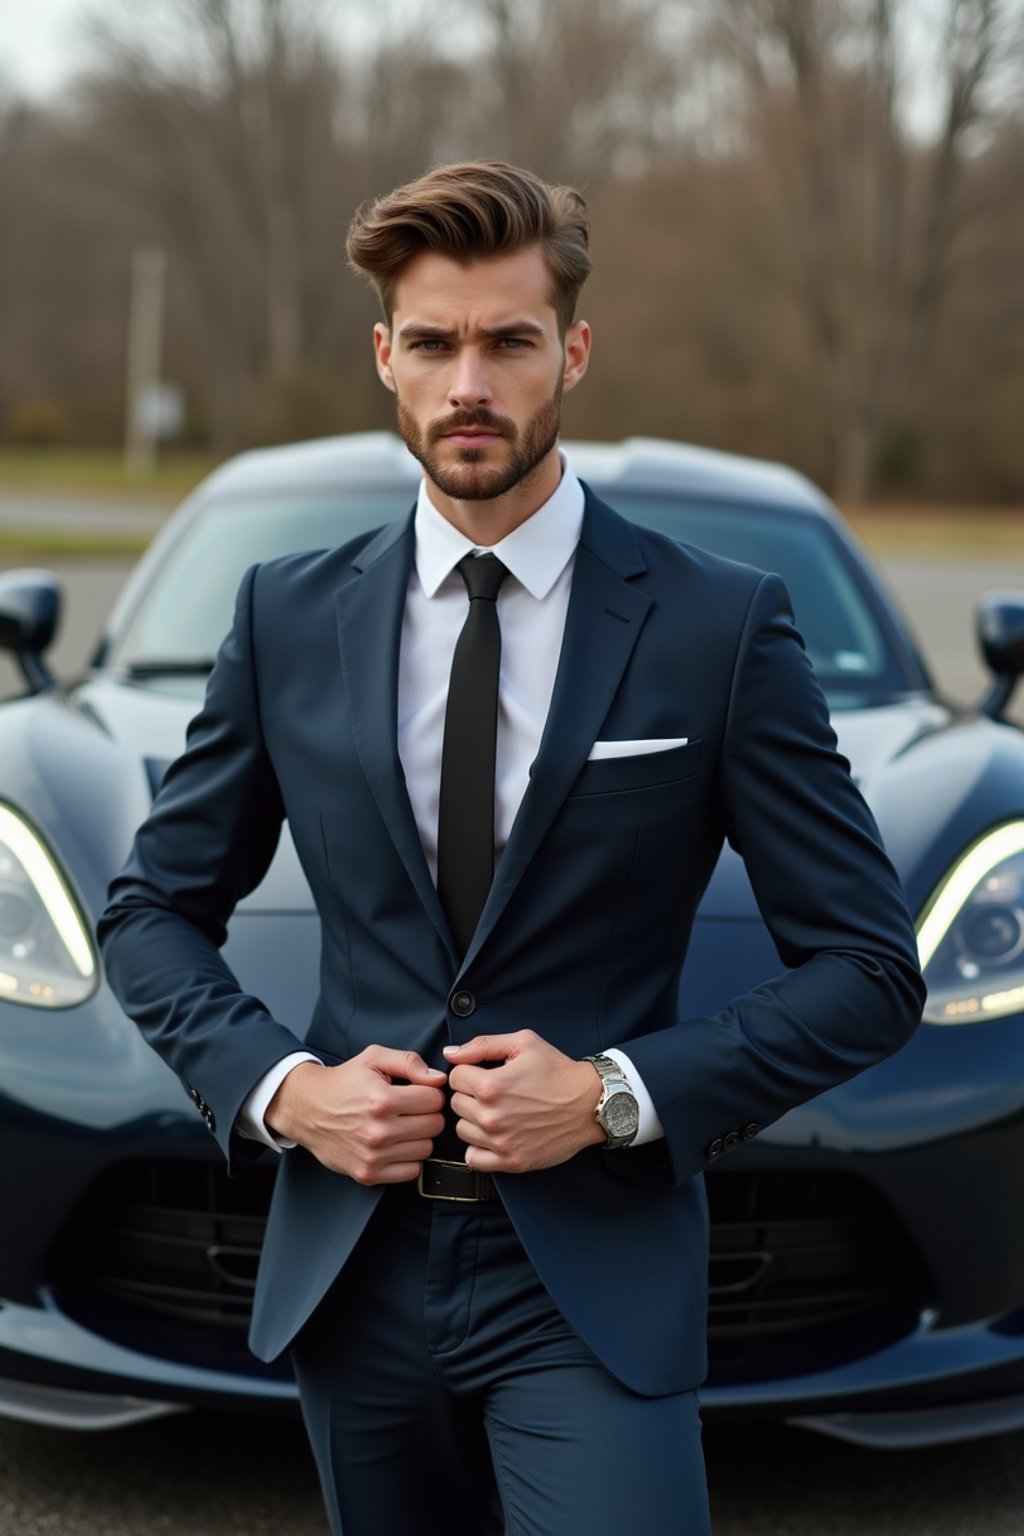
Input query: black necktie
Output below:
<box><xmin>437</xmin><ymin>552</ymin><xmax>510</xmax><ymax>958</ymax></box>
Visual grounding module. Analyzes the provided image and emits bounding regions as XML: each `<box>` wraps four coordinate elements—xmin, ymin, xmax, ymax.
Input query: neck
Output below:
<box><xmin>427</xmin><ymin>446</ymin><xmax>562</xmax><ymax>546</ymax></box>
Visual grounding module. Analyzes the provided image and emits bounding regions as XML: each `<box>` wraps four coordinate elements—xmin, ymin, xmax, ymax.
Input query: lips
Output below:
<box><xmin>431</xmin><ymin>413</ymin><xmax>512</xmax><ymax>447</ymax></box>
<box><xmin>443</xmin><ymin>429</ymin><xmax>502</xmax><ymax>445</ymax></box>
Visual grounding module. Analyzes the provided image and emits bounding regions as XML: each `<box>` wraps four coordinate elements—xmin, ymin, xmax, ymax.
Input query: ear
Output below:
<box><xmin>562</xmin><ymin>319</ymin><xmax>591</xmax><ymax>395</ymax></box>
<box><xmin>373</xmin><ymin>322</ymin><xmax>396</xmax><ymax>393</ymax></box>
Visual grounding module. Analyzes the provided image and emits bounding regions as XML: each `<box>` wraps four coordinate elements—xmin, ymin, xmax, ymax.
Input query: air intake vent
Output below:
<box><xmin>54</xmin><ymin>1159</ymin><xmax>925</xmax><ymax>1384</ymax></box>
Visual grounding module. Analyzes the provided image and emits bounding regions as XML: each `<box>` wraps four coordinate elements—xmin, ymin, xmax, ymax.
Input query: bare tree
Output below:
<box><xmin>5</xmin><ymin>0</ymin><xmax>1023</xmax><ymax>497</ymax></box>
<box><xmin>75</xmin><ymin>0</ymin><xmax>354</xmax><ymax>445</ymax></box>
<box><xmin>455</xmin><ymin>0</ymin><xmax>680</xmax><ymax>184</ymax></box>
<box><xmin>698</xmin><ymin>0</ymin><xmax>1024</xmax><ymax>497</ymax></box>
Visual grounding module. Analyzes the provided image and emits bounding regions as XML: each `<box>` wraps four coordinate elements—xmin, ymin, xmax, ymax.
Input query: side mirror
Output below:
<box><xmin>0</xmin><ymin>569</ymin><xmax>62</xmax><ymax>693</ymax></box>
<box><xmin>976</xmin><ymin>592</ymin><xmax>1024</xmax><ymax>721</ymax></box>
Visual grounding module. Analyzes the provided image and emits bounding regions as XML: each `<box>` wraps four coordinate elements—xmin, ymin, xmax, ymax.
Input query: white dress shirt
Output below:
<box><xmin>238</xmin><ymin>455</ymin><xmax>663</xmax><ymax>1149</ymax></box>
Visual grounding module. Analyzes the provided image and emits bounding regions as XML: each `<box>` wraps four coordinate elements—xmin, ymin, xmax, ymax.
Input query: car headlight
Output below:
<box><xmin>917</xmin><ymin>822</ymin><xmax>1024</xmax><ymax>1024</ymax></box>
<box><xmin>0</xmin><ymin>804</ymin><xmax>97</xmax><ymax>1008</ymax></box>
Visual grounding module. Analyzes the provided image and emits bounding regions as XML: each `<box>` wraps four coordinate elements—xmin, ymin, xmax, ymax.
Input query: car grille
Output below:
<box><xmin>53</xmin><ymin>1160</ymin><xmax>925</xmax><ymax>1384</ymax></box>
<box><xmin>52</xmin><ymin>1159</ymin><xmax>282</xmax><ymax>1379</ymax></box>
<box><xmin>706</xmin><ymin>1168</ymin><xmax>924</xmax><ymax>1381</ymax></box>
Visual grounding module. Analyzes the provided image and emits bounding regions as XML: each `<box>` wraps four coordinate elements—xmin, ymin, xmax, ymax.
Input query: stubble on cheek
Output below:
<box><xmin>396</xmin><ymin>393</ymin><xmax>562</xmax><ymax>503</ymax></box>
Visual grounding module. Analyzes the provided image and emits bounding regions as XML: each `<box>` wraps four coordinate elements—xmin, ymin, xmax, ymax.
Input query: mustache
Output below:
<box><xmin>428</xmin><ymin>410</ymin><xmax>516</xmax><ymax>444</ymax></box>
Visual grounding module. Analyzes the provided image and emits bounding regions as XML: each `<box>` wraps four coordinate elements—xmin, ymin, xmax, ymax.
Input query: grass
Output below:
<box><xmin>0</xmin><ymin>451</ymin><xmax>1020</xmax><ymax>562</ymax></box>
<box><xmin>9</xmin><ymin>515</ymin><xmax>1018</xmax><ymax>566</ymax></box>
<box><xmin>0</xmin><ymin>528</ymin><xmax>152</xmax><ymax>562</ymax></box>
<box><xmin>842</xmin><ymin>503</ymin><xmax>1024</xmax><ymax>561</ymax></box>
<box><xmin>0</xmin><ymin>448</ymin><xmax>217</xmax><ymax>499</ymax></box>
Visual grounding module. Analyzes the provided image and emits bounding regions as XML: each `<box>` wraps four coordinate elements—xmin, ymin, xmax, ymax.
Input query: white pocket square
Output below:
<box><xmin>587</xmin><ymin>737</ymin><xmax>689</xmax><ymax>761</ymax></box>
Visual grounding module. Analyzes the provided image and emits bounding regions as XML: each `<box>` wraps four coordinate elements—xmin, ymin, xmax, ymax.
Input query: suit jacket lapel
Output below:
<box><xmin>460</xmin><ymin>491</ymin><xmax>652</xmax><ymax>974</ymax></box>
<box><xmin>335</xmin><ymin>513</ymin><xmax>457</xmax><ymax>962</ymax></box>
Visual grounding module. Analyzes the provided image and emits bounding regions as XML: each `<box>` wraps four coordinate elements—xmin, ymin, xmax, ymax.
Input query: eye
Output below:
<box><xmin>410</xmin><ymin>338</ymin><xmax>446</xmax><ymax>353</ymax></box>
<box><xmin>497</xmin><ymin>337</ymin><xmax>531</xmax><ymax>350</ymax></box>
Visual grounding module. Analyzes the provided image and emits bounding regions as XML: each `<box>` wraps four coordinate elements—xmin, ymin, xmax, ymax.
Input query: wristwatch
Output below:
<box><xmin>585</xmin><ymin>1053</ymin><xmax>640</xmax><ymax>1149</ymax></box>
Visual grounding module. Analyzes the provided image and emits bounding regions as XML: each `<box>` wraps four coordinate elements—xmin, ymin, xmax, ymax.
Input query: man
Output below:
<box><xmin>99</xmin><ymin>161</ymin><xmax>925</xmax><ymax>1535</ymax></box>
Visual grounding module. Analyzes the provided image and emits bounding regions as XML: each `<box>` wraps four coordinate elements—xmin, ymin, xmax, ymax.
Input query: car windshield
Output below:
<box><xmin>107</xmin><ymin>489</ymin><xmax>913</xmax><ymax>699</ymax></box>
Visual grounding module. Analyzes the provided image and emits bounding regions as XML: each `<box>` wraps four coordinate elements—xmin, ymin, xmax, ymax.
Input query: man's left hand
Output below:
<box><xmin>444</xmin><ymin>1030</ymin><xmax>605</xmax><ymax>1173</ymax></box>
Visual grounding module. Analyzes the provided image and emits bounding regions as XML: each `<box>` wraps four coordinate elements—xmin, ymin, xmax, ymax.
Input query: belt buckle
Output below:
<box><xmin>417</xmin><ymin>1158</ymin><xmax>485</xmax><ymax>1203</ymax></box>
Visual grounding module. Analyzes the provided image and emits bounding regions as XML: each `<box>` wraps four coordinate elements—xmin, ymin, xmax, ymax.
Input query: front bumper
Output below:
<box><xmin>701</xmin><ymin>1306</ymin><xmax>1024</xmax><ymax>1446</ymax></box>
<box><xmin>0</xmin><ymin>1289</ymin><xmax>298</xmax><ymax>1428</ymax></box>
<box><xmin>4</xmin><ymin>1290</ymin><xmax>1024</xmax><ymax>1444</ymax></box>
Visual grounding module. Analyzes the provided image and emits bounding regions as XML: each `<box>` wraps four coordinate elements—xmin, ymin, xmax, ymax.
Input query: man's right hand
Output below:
<box><xmin>264</xmin><ymin>1048</ymin><xmax>448</xmax><ymax>1183</ymax></box>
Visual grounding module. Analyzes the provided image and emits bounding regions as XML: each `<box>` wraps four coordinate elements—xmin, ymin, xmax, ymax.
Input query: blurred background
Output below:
<box><xmin>3</xmin><ymin>0</ymin><xmax>1021</xmax><ymax>711</ymax></box>
<box><xmin>2</xmin><ymin>0</ymin><xmax>1023</xmax><ymax>505</ymax></box>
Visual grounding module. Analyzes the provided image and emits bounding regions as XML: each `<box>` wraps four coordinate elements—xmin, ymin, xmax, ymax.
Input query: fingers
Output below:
<box><xmin>335</xmin><ymin>1134</ymin><xmax>439</xmax><ymax>1186</ymax></box>
<box><xmin>395</xmin><ymin>1111</ymin><xmax>446</xmax><ymax>1139</ymax></box>
<box><xmin>358</xmin><ymin>1111</ymin><xmax>444</xmax><ymax>1154</ymax></box>
<box><xmin>372</xmin><ymin>1162</ymin><xmax>428</xmax><ymax>1184</ymax></box>
<box><xmin>382</xmin><ymin>1138</ymin><xmax>436</xmax><ymax>1166</ymax></box>
<box><xmin>444</xmin><ymin>1034</ymin><xmax>517</xmax><ymax>1066</ymax></box>
<box><xmin>353</xmin><ymin>1153</ymin><xmax>431</xmax><ymax>1185</ymax></box>
<box><xmin>451</xmin><ymin>1084</ymin><xmax>513</xmax><ymax>1164</ymax></box>
<box><xmin>361</xmin><ymin>1045</ymin><xmax>448</xmax><ymax>1086</ymax></box>
<box><xmin>287</xmin><ymin>1047</ymin><xmax>455</xmax><ymax>1184</ymax></box>
<box><xmin>448</xmin><ymin>1087</ymin><xmax>496</xmax><ymax>1125</ymax></box>
<box><xmin>389</xmin><ymin>1085</ymin><xmax>448</xmax><ymax>1117</ymax></box>
<box><xmin>453</xmin><ymin>1116</ymin><xmax>488</xmax><ymax>1148</ymax></box>
<box><xmin>446</xmin><ymin>1061</ymin><xmax>505</xmax><ymax>1100</ymax></box>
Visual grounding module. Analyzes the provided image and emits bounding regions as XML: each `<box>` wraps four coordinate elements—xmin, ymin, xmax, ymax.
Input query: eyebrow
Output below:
<box><xmin>396</xmin><ymin>320</ymin><xmax>548</xmax><ymax>342</ymax></box>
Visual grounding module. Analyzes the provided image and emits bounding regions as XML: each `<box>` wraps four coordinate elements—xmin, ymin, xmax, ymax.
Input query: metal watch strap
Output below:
<box><xmin>585</xmin><ymin>1053</ymin><xmax>639</xmax><ymax>1148</ymax></box>
<box><xmin>587</xmin><ymin>1053</ymin><xmax>630</xmax><ymax>1091</ymax></box>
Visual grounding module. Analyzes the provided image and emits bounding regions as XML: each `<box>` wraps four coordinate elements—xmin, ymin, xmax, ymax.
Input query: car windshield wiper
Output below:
<box><xmin>119</xmin><ymin>658</ymin><xmax>217</xmax><ymax>678</ymax></box>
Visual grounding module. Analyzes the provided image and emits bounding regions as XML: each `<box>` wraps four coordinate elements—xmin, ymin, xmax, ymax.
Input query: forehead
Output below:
<box><xmin>390</xmin><ymin>246</ymin><xmax>557</xmax><ymax>331</ymax></box>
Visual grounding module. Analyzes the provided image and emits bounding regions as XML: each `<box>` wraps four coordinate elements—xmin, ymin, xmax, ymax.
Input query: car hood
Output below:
<box><xmin>696</xmin><ymin>697</ymin><xmax>953</xmax><ymax>918</ymax></box>
<box><xmin>43</xmin><ymin>675</ymin><xmax>317</xmax><ymax>916</ymax></box>
<box><xmin>833</xmin><ymin>700</ymin><xmax>950</xmax><ymax>790</ymax></box>
<box><xmin>35</xmin><ymin>678</ymin><xmax>1019</xmax><ymax>925</ymax></box>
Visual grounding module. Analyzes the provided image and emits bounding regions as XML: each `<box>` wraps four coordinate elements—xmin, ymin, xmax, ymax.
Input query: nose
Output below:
<box><xmin>448</xmin><ymin>347</ymin><xmax>492</xmax><ymax>408</ymax></box>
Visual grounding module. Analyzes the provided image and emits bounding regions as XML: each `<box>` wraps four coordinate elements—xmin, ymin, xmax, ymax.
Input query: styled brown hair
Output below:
<box><xmin>346</xmin><ymin>161</ymin><xmax>591</xmax><ymax>334</ymax></box>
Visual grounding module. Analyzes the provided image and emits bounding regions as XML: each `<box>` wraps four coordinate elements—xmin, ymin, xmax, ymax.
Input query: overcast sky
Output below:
<box><xmin>2</xmin><ymin>0</ymin><xmax>423</xmax><ymax>98</ymax></box>
<box><xmin>3</xmin><ymin>0</ymin><xmax>952</xmax><ymax>134</ymax></box>
<box><xmin>2</xmin><ymin>0</ymin><xmax>96</xmax><ymax>97</ymax></box>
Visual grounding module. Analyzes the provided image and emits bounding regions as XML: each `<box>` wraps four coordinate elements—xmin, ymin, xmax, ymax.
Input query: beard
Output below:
<box><xmin>396</xmin><ymin>386</ymin><xmax>562</xmax><ymax>501</ymax></box>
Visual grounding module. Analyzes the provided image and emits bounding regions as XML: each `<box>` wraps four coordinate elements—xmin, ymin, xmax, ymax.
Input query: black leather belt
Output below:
<box><xmin>417</xmin><ymin>1158</ymin><xmax>497</xmax><ymax>1202</ymax></box>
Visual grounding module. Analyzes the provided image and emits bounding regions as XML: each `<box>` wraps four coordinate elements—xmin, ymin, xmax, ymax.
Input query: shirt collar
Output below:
<box><xmin>413</xmin><ymin>450</ymin><xmax>585</xmax><ymax>601</ymax></box>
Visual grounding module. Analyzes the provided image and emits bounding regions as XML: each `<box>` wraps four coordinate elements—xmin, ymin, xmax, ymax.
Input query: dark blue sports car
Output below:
<box><xmin>1</xmin><ymin>433</ymin><xmax>1023</xmax><ymax>1443</ymax></box>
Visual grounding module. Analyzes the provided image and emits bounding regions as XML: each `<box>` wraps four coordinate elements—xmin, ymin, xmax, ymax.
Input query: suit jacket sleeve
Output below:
<box><xmin>622</xmin><ymin>571</ymin><xmax>926</xmax><ymax>1184</ymax></box>
<box><xmin>98</xmin><ymin>563</ymin><xmax>310</xmax><ymax>1174</ymax></box>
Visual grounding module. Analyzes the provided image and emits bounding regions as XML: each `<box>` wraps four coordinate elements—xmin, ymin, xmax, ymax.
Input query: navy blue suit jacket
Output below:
<box><xmin>99</xmin><ymin>488</ymin><xmax>925</xmax><ymax>1396</ymax></box>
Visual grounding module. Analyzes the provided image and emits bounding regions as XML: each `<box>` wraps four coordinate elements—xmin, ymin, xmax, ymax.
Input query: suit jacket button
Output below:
<box><xmin>451</xmin><ymin>991</ymin><xmax>476</xmax><ymax>1018</ymax></box>
<box><xmin>742</xmin><ymin>1123</ymin><xmax>759</xmax><ymax>1142</ymax></box>
<box><xmin>723</xmin><ymin>1131</ymin><xmax>741</xmax><ymax>1151</ymax></box>
<box><xmin>707</xmin><ymin>1138</ymin><xmax>724</xmax><ymax>1159</ymax></box>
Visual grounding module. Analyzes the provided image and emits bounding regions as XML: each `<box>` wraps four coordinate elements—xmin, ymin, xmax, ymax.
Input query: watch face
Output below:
<box><xmin>604</xmin><ymin>1091</ymin><xmax>639</xmax><ymax>1137</ymax></box>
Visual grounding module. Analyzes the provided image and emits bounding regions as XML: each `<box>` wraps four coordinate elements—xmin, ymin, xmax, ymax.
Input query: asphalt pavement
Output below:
<box><xmin>2</xmin><ymin>1408</ymin><xmax>1024</xmax><ymax>1534</ymax></box>
<box><xmin>0</xmin><ymin>488</ymin><xmax>171</xmax><ymax>535</ymax></box>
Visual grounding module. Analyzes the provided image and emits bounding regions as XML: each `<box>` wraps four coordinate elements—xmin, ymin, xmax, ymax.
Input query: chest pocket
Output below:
<box><xmin>567</xmin><ymin>739</ymin><xmax>703</xmax><ymax>798</ymax></box>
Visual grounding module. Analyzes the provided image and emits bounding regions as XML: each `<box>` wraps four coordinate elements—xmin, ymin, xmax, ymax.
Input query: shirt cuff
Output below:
<box><xmin>603</xmin><ymin>1047</ymin><xmax>664</xmax><ymax>1145</ymax></box>
<box><xmin>235</xmin><ymin>1051</ymin><xmax>322</xmax><ymax>1151</ymax></box>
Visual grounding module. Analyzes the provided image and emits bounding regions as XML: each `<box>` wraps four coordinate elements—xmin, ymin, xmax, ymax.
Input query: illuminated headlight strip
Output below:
<box><xmin>917</xmin><ymin>821</ymin><xmax>1024</xmax><ymax>973</ymax></box>
<box><xmin>0</xmin><ymin>804</ymin><xmax>96</xmax><ymax>979</ymax></box>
